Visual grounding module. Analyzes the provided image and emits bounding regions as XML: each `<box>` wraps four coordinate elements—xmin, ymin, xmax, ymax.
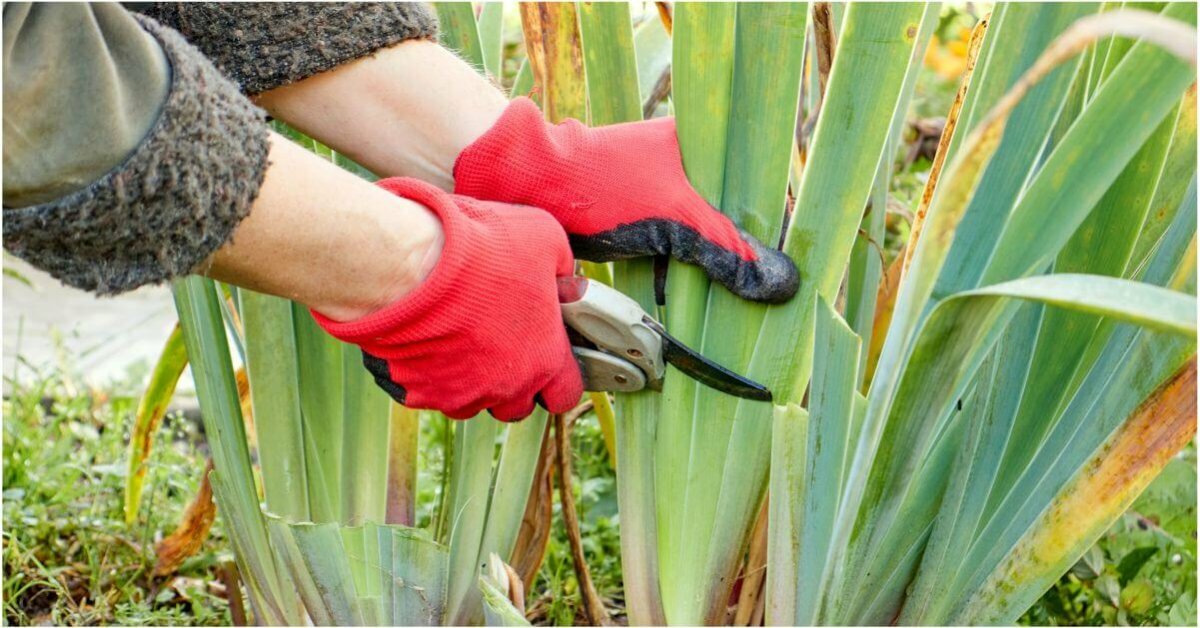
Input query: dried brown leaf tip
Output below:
<box><xmin>153</xmin><ymin>458</ymin><xmax>217</xmax><ymax>577</ymax></box>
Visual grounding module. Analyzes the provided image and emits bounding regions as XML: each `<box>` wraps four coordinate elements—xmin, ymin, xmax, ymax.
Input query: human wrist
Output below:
<box><xmin>205</xmin><ymin>136</ymin><xmax>447</xmax><ymax>323</ymax></box>
<box><xmin>319</xmin><ymin>190</ymin><xmax>445</xmax><ymax>323</ymax></box>
<box><xmin>370</xmin><ymin>197</ymin><xmax>446</xmax><ymax>317</ymax></box>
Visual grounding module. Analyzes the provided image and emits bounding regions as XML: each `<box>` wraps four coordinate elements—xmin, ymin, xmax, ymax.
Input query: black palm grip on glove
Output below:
<box><xmin>568</xmin><ymin>219</ymin><xmax>799</xmax><ymax>305</ymax></box>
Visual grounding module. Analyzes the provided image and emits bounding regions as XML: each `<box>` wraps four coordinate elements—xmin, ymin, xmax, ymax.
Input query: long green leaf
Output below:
<box><xmin>848</xmin><ymin>270</ymin><xmax>1195</xmax><ymax>623</ymax></box>
<box><xmin>578</xmin><ymin>2</ymin><xmax>641</xmax><ymax>126</ymax></box>
<box><xmin>339</xmin><ymin>342</ymin><xmax>391</xmax><ymax>525</ymax></box>
<box><xmin>172</xmin><ymin>278</ymin><xmax>301</xmax><ymax>624</ymax></box>
<box><xmin>654</xmin><ymin>4</ymin><xmax>736</xmax><ymax>623</ymax></box>
<box><xmin>964</xmin><ymin>274</ymin><xmax>1195</xmax><ymax>337</ymax></box>
<box><xmin>834</xmin><ymin>9</ymin><xmax>1197</xmax><ymax>619</ymax></box>
<box><xmin>241</xmin><ymin>291</ymin><xmax>311</xmax><ymax>522</ymax></box>
<box><xmin>951</xmin><ymin>325</ymin><xmax>1194</xmax><ymax>623</ymax></box>
<box><xmin>980</xmin><ymin>3</ymin><xmax>1197</xmax><ymax>285</ymax></box>
<box><xmin>792</xmin><ymin>298</ymin><xmax>861</xmax><ymax>625</ymax></box>
<box><xmin>765</xmin><ymin>403</ymin><xmax>808</xmax><ymax>625</ymax></box>
<box><xmin>1131</xmin><ymin>86</ymin><xmax>1197</xmax><ymax>271</ymax></box>
<box><xmin>994</xmin><ymin>101</ymin><xmax>1181</xmax><ymax>501</ymax></box>
<box><xmin>292</xmin><ymin>306</ymin><xmax>345</xmax><ymax>523</ymax></box>
<box><xmin>445</xmin><ymin>417</ymin><xmax>498</xmax><ymax>625</ymax></box>
<box><xmin>478</xmin><ymin>3</ymin><xmax>505</xmax><ymax>79</ymax></box>
<box><xmin>480</xmin><ymin>411</ymin><xmax>549</xmax><ymax>569</ymax></box>
<box><xmin>897</xmin><ymin>303</ymin><xmax>1039</xmax><ymax>623</ymax></box>
<box><xmin>933</xmin><ymin>2</ymin><xmax>1097</xmax><ymax>295</ymax></box>
<box><xmin>847</xmin><ymin>2</ymin><xmax>941</xmax><ymax>384</ymax></box>
<box><xmin>936</xmin><ymin>176</ymin><xmax>1197</xmax><ymax>623</ymax></box>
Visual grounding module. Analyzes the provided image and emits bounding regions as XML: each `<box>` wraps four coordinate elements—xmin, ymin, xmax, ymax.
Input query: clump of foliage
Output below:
<box><xmin>5</xmin><ymin>2</ymin><xmax>1197</xmax><ymax>627</ymax></box>
<box><xmin>2</xmin><ymin>366</ymin><xmax>1196</xmax><ymax>626</ymax></box>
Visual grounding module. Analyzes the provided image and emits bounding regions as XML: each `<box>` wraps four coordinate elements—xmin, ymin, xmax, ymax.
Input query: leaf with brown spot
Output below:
<box><xmin>519</xmin><ymin>2</ymin><xmax>587</xmax><ymax>123</ymax></box>
<box><xmin>955</xmin><ymin>359</ymin><xmax>1197</xmax><ymax>623</ymax></box>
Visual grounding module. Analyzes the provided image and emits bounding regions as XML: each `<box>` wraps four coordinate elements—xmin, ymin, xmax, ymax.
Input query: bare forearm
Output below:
<box><xmin>254</xmin><ymin>40</ymin><xmax>507</xmax><ymax>190</ymax></box>
<box><xmin>206</xmin><ymin>132</ymin><xmax>444</xmax><ymax>321</ymax></box>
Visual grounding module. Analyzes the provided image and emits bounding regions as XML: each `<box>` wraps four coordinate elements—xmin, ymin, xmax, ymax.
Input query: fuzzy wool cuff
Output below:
<box><xmin>2</xmin><ymin>14</ymin><xmax>269</xmax><ymax>295</ymax></box>
<box><xmin>136</xmin><ymin>2</ymin><xmax>439</xmax><ymax>95</ymax></box>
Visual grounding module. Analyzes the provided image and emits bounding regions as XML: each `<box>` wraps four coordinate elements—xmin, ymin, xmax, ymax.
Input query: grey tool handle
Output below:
<box><xmin>560</xmin><ymin>279</ymin><xmax>666</xmax><ymax>390</ymax></box>
<box><xmin>573</xmin><ymin>347</ymin><xmax>646</xmax><ymax>392</ymax></box>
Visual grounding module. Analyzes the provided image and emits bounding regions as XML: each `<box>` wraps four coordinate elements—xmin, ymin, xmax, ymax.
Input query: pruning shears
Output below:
<box><xmin>557</xmin><ymin>276</ymin><xmax>772</xmax><ymax>402</ymax></box>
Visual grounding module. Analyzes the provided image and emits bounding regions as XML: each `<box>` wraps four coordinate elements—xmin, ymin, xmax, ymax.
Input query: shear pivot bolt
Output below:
<box><xmin>627</xmin><ymin>349</ymin><xmax>643</xmax><ymax>358</ymax></box>
<box><xmin>614</xmin><ymin>374</ymin><xmax>629</xmax><ymax>384</ymax></box>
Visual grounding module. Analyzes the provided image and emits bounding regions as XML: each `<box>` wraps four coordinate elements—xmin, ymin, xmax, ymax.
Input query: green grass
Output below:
<box><xmin>3</xmin><ymin>366</ymin><xmax>230</xmax><ymax>626</ymax></box>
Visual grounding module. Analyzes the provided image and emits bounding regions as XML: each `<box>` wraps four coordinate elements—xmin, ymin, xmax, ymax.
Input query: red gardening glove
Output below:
<box><xmin>454</xmin><ymin>97</ymin><xmax>799</xmax><ymax>304</ymax></box>
<box><xmin>311</xmin><ymin>177</ymin><xmax>583</xmax><ymax>421</ymax></box>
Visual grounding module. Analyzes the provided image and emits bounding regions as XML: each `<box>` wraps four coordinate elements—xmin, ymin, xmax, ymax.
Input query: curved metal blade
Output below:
<box><xmin>642</xmin><ymin>316</ymin><xmax>773</xmax><ymax>402</ymax></box>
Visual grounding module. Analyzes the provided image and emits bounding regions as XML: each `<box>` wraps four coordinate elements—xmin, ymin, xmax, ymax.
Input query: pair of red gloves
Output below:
<box><xmin>313</xmin><ymin>98</ymin><xmax>799</xmax><ymax>421</ymax></box>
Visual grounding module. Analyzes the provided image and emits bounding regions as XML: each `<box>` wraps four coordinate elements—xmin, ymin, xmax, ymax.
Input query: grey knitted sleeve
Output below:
<box><xmin>3</xmin><ymin>13</ymin><xmax>269</xmax><ymax>295</ymax></box>
<box><xmin>135</xmin><ymin>2</ymin><xmax>440</xmax><ymax>96</ymax></box>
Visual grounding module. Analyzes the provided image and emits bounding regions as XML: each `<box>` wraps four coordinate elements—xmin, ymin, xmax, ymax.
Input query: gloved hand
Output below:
<box><xmin>453</xmin><ymin>97</ymin><xmax>799</xmax><ymax>304</ymax></box>
<box><xmin>312</xmin><ymin>177</ymin><xmax>583</xmax><ymax>421</ymax></box>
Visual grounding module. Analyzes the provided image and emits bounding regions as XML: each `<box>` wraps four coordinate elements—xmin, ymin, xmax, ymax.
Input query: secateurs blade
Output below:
<box><xmin>557</xmin><ymin>276</ymin><xmax>772</xmax><ymax>402</ymax></box>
